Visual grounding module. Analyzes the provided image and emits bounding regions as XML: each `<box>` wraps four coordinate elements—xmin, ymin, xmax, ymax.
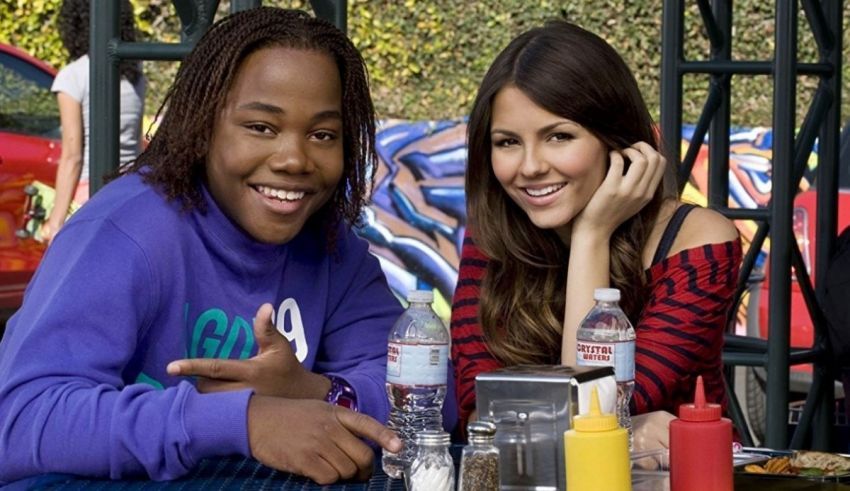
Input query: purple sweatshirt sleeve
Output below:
<box><xmin>0</xmin><ymin>219</ymin><xmax>251</xmax><ymax>483</ymax></box>
<box><xmin>316</xmin><ymin>228</ymin><xmax>402</xmax><ymax>424</ymax></box>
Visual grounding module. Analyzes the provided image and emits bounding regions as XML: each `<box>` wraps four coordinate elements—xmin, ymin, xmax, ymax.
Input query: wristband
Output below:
<box><xmin>324</xmin><ymin>375</ymin><xmax>358</xmax><ymax>412</ymax></box>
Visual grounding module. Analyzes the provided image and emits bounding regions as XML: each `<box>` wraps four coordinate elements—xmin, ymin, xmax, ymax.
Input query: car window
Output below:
<box><xmin>0</xmin><ymin>51</ymin><xmax>60</xmax><ymax>139</ymax></box>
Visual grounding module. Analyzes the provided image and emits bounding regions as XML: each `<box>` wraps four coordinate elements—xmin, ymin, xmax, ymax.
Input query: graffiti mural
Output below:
<box><xmin>356</xmin><ymin>119</ymin><xmax>467</xmax><ymax>319</ymax></box>
<box><xmin>681</xmin><ymin>125</ymin><xmax>816</xmax><ymax>269</ymax></box>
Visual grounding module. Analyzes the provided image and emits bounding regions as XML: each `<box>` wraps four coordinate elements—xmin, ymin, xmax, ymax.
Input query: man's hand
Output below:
<box><xmin>248</xmin><ymin>396</ymin><xmax>402</xmax><ymax>484</ymax></box>
<box><xmin>167</xmin><ymin>303</ymin><xmax>331</xmax><ymax>399</ymax></box>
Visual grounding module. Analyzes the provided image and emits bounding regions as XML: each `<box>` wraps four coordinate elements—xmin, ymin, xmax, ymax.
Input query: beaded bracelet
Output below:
<box><xmin>324</xmin><ymin>374</ymin><xmax>358</xmax><ymax>412</ymax></box>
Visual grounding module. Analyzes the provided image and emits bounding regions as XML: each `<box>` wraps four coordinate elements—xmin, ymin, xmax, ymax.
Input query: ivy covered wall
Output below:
<box><xmin>2</xmin><ymin>0</ymin><xmax>848</xmax><ymax>126</ymax></box>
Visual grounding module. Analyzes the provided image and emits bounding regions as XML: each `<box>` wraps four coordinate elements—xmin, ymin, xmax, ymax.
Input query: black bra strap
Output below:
<box><xmin>651</xmin><ymin>204</ymin><xmax>697</xmax><ymax>266</ymax></box>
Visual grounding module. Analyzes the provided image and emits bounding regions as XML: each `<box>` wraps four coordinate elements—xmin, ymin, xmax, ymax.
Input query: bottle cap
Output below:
<box><xmin>573</xmin><ymin>385</ymin><xmax>618</xmax><ymax>432</ymax></box>
<box><xmin>415</xmin><ymin>430</ymin><xmax>450</xmax><ymax>446</ymax></box>
<box><xmin>678</xmin><ymin>375</ymin><xmax>722</xmax><ymax>421</ymax></box>
<box><xmin>467</xmin><ymin>420</ymin><xmax>497</xmax><ymax>443</ymax></box>
<box><xmin>593</xmin><ymin>288</ymin><xmax>620</xmax><ymax>302</ymax></box>
<box><xmin>407</xmin><ymin>289</ymin><xmax>434</xmax><ymax>304</ymax></box>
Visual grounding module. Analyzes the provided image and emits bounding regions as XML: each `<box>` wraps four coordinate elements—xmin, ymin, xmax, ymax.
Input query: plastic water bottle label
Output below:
<box><xmin>576</xmin><ymin>340</ymin><xmax>635</xmax><ymax>382</ymax></box>
<box><xmin>387</xmin><ymin>342</ymin><xmax>448</xmax><ymax>385</ymax></box>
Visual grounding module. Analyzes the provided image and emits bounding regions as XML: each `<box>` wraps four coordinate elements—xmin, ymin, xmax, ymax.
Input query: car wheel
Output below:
<box><xmin>740</xmin><ymin>267</ymin><xmax>766</xmax><ymax>444</ymax></box>
<box><xmin>746</xmin><ymin>366</ymin><xmax>768</xmax><ymax>444</ymax></box>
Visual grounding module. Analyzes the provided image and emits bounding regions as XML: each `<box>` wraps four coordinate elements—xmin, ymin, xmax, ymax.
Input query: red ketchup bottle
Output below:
<box><xmin>669</xmin><ymin>375</ymin><xmax>733</xmax><ymax>491</ymax></box>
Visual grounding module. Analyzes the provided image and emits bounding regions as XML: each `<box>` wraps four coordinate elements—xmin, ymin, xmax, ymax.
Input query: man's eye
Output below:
<box><xmin>246</xmin><ymin>123</ymin><xmax>273</xmax><ymax>134</ymax></box>
<box><xmin>312</xmin><ymin>131</ymin><xmax>337</xmax><ymax>141</ymax></box>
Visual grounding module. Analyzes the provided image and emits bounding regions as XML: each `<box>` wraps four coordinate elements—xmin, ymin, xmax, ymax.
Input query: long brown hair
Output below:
<box><xmin>126</xmin><ymin>8</ymin><xmax>376</xmax><ymax>245</ymax></box>
<box><xmin>466</xmin><ymin>20</ymin><xmax>678</xmax><ymax>365</ymax></box>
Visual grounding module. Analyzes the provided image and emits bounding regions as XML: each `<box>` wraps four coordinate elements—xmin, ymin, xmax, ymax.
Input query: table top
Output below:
<box><xmin>18</xmin><ymin>457</ymin><xmax>850</xmax><ymax>490</ymax></box>
<box><xmin>22</xmin><ymin>458</ymin><xmax>406</xmax><ymax>491</ymax></box>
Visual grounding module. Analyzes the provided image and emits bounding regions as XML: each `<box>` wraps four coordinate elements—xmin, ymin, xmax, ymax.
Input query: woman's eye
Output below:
<box><xmin>493</xmin><ymin>138</ymin><xmax>518</xmax><ymax>148</ymax></box>
<box><xmin>550</xmin><ymin>132</ymin><xmax>573</xmax><ymax>142</ymax></box>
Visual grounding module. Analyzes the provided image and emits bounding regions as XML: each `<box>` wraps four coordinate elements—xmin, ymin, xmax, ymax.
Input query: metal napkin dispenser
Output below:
<box><xmin>475</xmin><ymin>364</ymin><xmax>616</xmax><ymax>491</ymax></box>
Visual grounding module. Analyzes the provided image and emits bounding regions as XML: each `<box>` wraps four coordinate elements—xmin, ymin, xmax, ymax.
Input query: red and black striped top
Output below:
<box><xmin>450</xmin><ymin>223</ymin><xmax>742</xmax><ymax>430</ymax></box>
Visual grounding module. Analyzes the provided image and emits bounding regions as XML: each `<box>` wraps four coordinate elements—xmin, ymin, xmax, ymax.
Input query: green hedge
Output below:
<box><xmin>2</xmin><ymin>0</ymin><xmax>848</xmax><ymax>127</ymax></box>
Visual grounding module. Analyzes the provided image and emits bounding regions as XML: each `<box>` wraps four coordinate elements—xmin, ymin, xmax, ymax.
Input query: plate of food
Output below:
<box><xmin>739</xmin><ymin>450</ymin><xmax>850</xmax><ymax>482</ymax></box>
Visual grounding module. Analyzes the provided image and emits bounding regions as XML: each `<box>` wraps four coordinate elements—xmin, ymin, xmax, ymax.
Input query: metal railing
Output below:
<box><xmin>661</xmin><ymin>0</ymin><xmax>843</xmax><ymax>449</ymax></box>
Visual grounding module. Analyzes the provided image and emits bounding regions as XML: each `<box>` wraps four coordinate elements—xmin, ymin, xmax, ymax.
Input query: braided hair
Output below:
<box><xmin>58</xmin><ymin>0</ymin><xmax>141</xmax><ymax>85</ymax></box>
<box><xmin>127</xmin><ymin>7</ymin><xmax>376</xmax><ymax>242</ymax></box>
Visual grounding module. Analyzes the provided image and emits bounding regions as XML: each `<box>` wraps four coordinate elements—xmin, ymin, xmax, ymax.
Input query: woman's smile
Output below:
<box><xmin>519</xmin><ymin>182</ymin><xmax>568</xmax><ymax>207</ymax></box>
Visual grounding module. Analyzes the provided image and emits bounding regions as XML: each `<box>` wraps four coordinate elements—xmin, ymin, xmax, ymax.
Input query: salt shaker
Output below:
<box><xmin>459</xmin><ymin>421</ymin><xmax>500</xmax><ymax>491</ymax></box>
<box><xmin>405</xmin><ymin>430</ymin><xmax>454</xmax><ymax>491</ymax></box>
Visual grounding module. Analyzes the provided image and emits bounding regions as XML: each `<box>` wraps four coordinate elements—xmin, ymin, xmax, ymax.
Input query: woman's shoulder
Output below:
<box><xmin>644</xmin><ymin>201</ymin><xmax>740</xmax><ymax>269</ymax></box>
<box><xmin>52</xmin><ymin>56</ymin><xmax>89</xmax><ymax>93</ymax></box>
<box><xmin>671</xmin><ymin>205</ymin><xmax>739</xmax><ymax>255</ymax></box>
<box><xmin>57</xmin><ymin>55</ymin><xmax>89</xmax><ymax>77</ymax></box>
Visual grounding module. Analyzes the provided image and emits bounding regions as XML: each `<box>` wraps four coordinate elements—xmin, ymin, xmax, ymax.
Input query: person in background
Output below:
<box><xmin>42</xmin><ymin>0</ymin><xmax>146</xmax><ymax>244</ymax></box>
<box><xmin>451</xmin><ymin>20</ymin><xmax>742</xmax><ymax>451</ymax></box>
<box><xmin>0</xmin><ymin>7</ymin><xmax>401</xmax><ymax>486</ymax></box>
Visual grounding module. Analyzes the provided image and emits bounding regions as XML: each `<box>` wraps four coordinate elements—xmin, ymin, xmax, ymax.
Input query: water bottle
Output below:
<box><xmin>575</xmin><ymin>287</ymin><xmax>636</xmax><ymax>449</ymax></box>
<box><xmin>382</xmin><ymin>289</ymin><xmax>449</xmax><ymax>479</ymax></box>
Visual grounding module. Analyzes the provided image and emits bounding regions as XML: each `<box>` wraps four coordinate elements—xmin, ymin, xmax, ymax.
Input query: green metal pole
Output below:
<box><xmin>173</xmin><ymin>0</ymin><xmax>220</xmax><ymax>44</ymax></box>
<box><xmin>765</xmin><ymin>0</ymin><xmax>797</xmax><ymax>449</ymax></box>
<box><xmin>811</xmin><ymin>0</ymin><xmax>843</xmax><ymax>451</ymax></box>
<box><xmin>231</xmin><ymin>0</ymin><xmax>261</xmax><ymax>12</ymax></box>
<box><xmin>89</xmin><ymin>1</ymin><xmax>120</xmax><ymax>196</ymax></box>
<box><xmin>310</xmin><ymin>0</ymin><xmax>347</xmax><ymax>33</ymax></box>
<box><xmin>659</xmin><ymin>0</ymin><xmax>683</xmax><ymax>178</ymax></box>
<box><xmin>114</xmin><ymin>42</ymin><xmax>193</xmax><ymax>61</ymax></box>
<box><xmin>707</xmin><ymin>0</ymin><xmax>731</xmax><ymax>209</ymax></box>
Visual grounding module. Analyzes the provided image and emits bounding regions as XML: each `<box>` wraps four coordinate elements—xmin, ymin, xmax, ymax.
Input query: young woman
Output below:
<box><xmin>451</xmin><ymin>20</ymin><xmax>741</xmax><ymax>450</ymax></box>
<box><xmin>0</xmin><ymin>8</ymin><xmax>400</xmax><ymax>486</ymax></box>
<box><xmin>43</xmin><ymin>0</ymin><xmax>146</xmax><ymax>244</ymax></box>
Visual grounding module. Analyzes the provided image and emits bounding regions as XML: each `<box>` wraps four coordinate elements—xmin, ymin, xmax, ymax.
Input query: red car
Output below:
<box><xmin>754</xmin><ymin>190</ymin><xmax>850</xmax><ymax>353</ymax></box>
<box><xmin>0</xmin><ymin>43</ymin><xmax>59</xmax><ymax>323</ymax></box>
<box><xmin>743</xmin><ymin>129</ymin><xmax>850</xmax><ymax>442</ymax></box>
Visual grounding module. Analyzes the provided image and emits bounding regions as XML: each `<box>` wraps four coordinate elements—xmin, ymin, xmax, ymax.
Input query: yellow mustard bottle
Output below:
<box><xmin>564</xmin><ymin>385</ymin><xmax>632</xmax><ymax>491</ymax></box>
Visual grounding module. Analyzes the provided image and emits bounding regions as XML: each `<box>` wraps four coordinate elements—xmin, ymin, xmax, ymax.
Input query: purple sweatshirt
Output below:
<box><xmin>0</xmin><ymin>173</ymin><xmax>401</xmax><ymax>483</ymax></box>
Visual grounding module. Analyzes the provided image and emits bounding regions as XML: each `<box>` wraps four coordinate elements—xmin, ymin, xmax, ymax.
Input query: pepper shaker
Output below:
<box><xmin>459</xmin><ymin>420</ymin><xmax>500</xmax><ymax>491</ymax></box>
<box><xmin>405</xmin><ymin>430</ymin><xmax>454</xmax><ymax>491</ymax></box>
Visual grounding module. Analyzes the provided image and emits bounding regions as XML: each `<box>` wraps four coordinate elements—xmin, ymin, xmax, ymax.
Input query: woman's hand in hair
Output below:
<box><xmin>166</xmin><ymin>303</ymin><xmax>331</xmax><ymax>400</ymax></box>
<box><xmin>571</xmin><ymin>141</ymin><xmax>666</xmax><ymax>241</ymax></box>
<box><xmin>248</xmin><ymin>395</ymin><xmax>402</xmax><ymax>484</ymax></box>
